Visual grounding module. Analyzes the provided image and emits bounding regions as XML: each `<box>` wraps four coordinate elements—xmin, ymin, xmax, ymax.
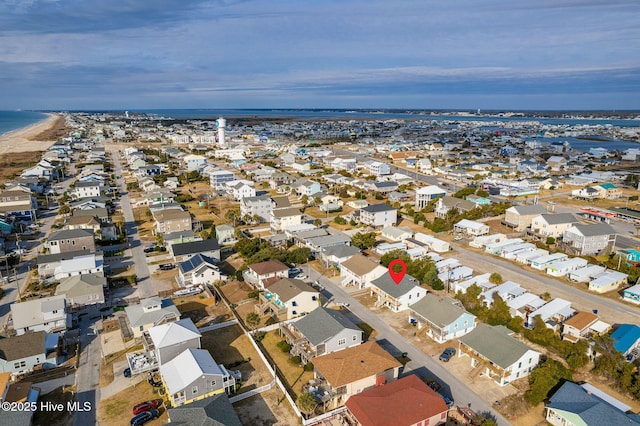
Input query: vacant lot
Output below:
<box><xmin>0</xmin><ymin>150</ymin><xmax>44</xmax><ymax>184</ymax></box>
<box><xmin>233</xmin><ymin>388</ymin><xmax>299</xmax><ymax>426</ymax></box>
<box><xmin>260</xmin><ymin>330</ymin><xmax>314</xmax><ymax>398</ymax></box>
<box><xmin>200</xmin><ymin>324</ymin><xmax>272</xmax><ymax>394</ymax></box>
<box><xmin>175</xmin><ymin>293</ymin><xmax>233</xmax><ymax>327</ymax></box>
<box><xmin>97</xmin><ymin>379</ymin><xmax>166</xmax><ymax>426</ymax></box>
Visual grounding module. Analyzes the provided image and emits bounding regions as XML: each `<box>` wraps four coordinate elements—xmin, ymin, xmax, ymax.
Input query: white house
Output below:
<box><xmin>415</xmin><ymin>185</ymin><xmax>447</xmax><ymax>209</ymax></box>
<box><xmin>369</xmin><ymin>273</ymin><xmax>427</xmax><ymax>312</ymax></box>
<box><xmin>10</xmin><ymin>295</ymin><xmax>70</xmax><ymax>336</ymax></box>
<box><xmin>359</xmin><ymin>204</ymin><xmax>397</xmax><ymax>228</ymax></box>
<box><xmin>454</xmin><ymin>219</ymin><xmax>490</xmax><ymax>237</ymax></box>
<box><xmin>530</xmin><ymin>213</ymin><xmax>578</xmax><ymax>239</ymax></box>
<box><xmin>366</xmin><ymin>161</ymin><xmax>390</xmax><ymax>177</ymax></box>
<box><xmin>183</xmin><ymin>154</ymin><xmax>207</xmax><ymax>171</ymax></box>
<box><xmin>74</xmin><ymin>181</ymin><xmax>101</xmax><ymax>198</ymax></box>
<box><xmin>588</xmin><ymin>271</ymin><xmax>628</xmax><ymax>293</ymax></box>
<box><xmin>340</xmin><ymin>254</ymin><xmax>386</xmax><ymax>289</ymax></box>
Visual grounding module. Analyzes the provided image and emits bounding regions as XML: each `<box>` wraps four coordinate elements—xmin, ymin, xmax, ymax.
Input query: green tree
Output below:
<box><xmin>380</xmin><ymin>249</ymin><xmax>410</xmax><ymax>267</ymax></box>
<box><xmin>58</xmin><ymin>204</ymin><xmax>70</xmax><ymax>215</ymax></box>
<box><xmin>313</xmin><ymin>218</ymin><xmax>322</xmax><ymax>227</ymax></box>
<box><xmin>334</xmin><ymin>216</ymin><xmax>347</xmax><ymax>225</ymax></box>
<box><xmin>351</xmin><ymin>232</ymin><xmax>377</xmax><ymax>249</ymax></box>
<box><xmin>525</xmin><ymin>359</ymin><xmax>571</xmax><ymax>405</ymax></box>
<box><xmin>245</xmin><ymin>312</ymin><xmax>260</xmax><ymax>330</ymax></box>
<box><xmin>453</xmin><ymin>186</ymin><xmax>476</xmax><ymax>199</ymax></box>
<box><xmin>296</xmin><ymin>393</ymin><xmax>317</xmax><ymax>418</ymax></box>
<box><xmin>546</xmin><ymin>236</ymin><xmax>556</xmax><ymax>245</ymax></box>
<box><xmin>301</xmin><ymin>194</ymin><xmax>309</xmax><ymax>206</ymax></box>
<box><xmin>489</xmin><ymin>272</ymin><xmax>503</xmax><ymax>284</ymax></box>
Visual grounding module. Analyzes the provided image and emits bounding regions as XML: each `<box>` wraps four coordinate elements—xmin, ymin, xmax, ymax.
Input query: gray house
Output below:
<box><xmin>167</xmin><ymin>393</ymin><xmax>242</xmax><ymax>426</ymax></box>
<box><xmin>240</xmin><ymin>195</ymin><xmax>273</xmax><ymax>223</ymax></box>
<box><xmin>562</xmin><ymin>223</ymin><xmax>616</xmax><ymax>255</ymax></box>
<box><xmin>147</xmin><ymin>318</ymin><xmax>202</xmax><ymax>367</ymax></box>
<box><xmin>171</xmin><ymin>239</ymin><xmax>221</xmax><ymax>263</ymax></box>
<box><xmin>125</xmin><ymin>297</ymin><xmax>181</xmax><ymax>338</ymax></box>
<box><xmin>54</xmin><ymin>273</ymin><xmax>106</xmax><ymax>308</ymax></box>
<box><xmin>46</xmin><ymin>229</ymin><xmax>96</xmax><ymax>254</ymax></box>
<box><xmin>279</xmin><ymin>307</ymin><xmax>363</xmax><ymax>364</ymax></box>
<box><xmin>0</xmin><ymin>331</ymin><xmax>55</xmax><ymax>375</ymax></box>
<box><xmin>161</xmin><ymin>348</ymin><xmax>237</xmax><ymax>407</ymax></box>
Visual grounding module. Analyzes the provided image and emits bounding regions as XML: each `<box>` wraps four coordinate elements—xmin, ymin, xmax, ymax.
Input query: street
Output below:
<box><xmin>307</xmin><ymin>265</ymin><xmax>510</xmax><ymax>425</ymax></box>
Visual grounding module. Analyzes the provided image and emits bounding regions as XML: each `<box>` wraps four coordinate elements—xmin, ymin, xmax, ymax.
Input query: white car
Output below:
<box><xmin>294</xmin><ymin>274</ymin><xmax>308</xmax><ymax>280</ymax></box>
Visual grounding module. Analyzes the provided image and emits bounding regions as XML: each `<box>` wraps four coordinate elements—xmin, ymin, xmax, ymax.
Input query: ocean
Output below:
<box><xmin>0</xmin><ymin>111</ymin><xmax>48</xmax><ymax>136</ymax></box>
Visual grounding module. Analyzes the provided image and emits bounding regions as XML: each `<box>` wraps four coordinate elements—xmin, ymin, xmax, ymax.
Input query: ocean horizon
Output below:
<box><xmin>0</xmin><ymin>110</ymin><xmax>49</xmax><ymax>136</ymax></box>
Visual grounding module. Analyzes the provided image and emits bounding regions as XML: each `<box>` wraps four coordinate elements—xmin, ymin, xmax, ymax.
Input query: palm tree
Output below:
<box><xmin>296</xmin><ymin>393</ymin><xmax>317</xmax><ymax>419</ymax></box>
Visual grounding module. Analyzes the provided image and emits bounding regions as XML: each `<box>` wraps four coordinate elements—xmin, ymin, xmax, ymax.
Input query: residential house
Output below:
<box><xmin>279</xmin><ymin>307</ymin><xmax>363</xmax><ymax>364</ymax></box>
<box><xmin>562</xmin><ymin>223</ymin><xmax>616</xmax><ymax>255</ymax></box>
<box><xmin>137</xmin><ymin>164</ymin><xmax>162</xmax><ymax>177</ymax></box>
<box><xmin>546</xmin><ymin>156</ymin><xmax>567</xmax><ymax>171</ymax></box>
<box><xmin>10</xmin><ymin>295</ymin><xmax>70</xmax><ymax>336</ymax></box>
<box><xmin>125</xmin><ymin>297</ymin><xmax>181</xmax><ymax>338</ymax></box>
<box><xmin>380</xmin><ymin>226</ymin><xmax>413</xmax><ymax>242</ymax></box>
<box><xmin>292</xmin><ymin>179</ymin><xmax>322</xmax><ymax>197</ymax></box>
<box><xmin>310</xmin><ymin>341</ymin><xmax>402</xmax><ymax>408</ymax></box>
<box><xmin>215</xmin><ymin>224</ymin><xmax>235</xmax><ymax>245</ymax></box>
<box><xmin>226</xmin><ymin>180</ymin><xmax>256</xmax><ymax>201</ymax></box>
<box><xmin>240</xmin><ymin>195</ymin><xmax>272</xmax><ymax>223</ymax></box>
<box><xmin>414</xmin><ymin>233</ymin><xmax>451</xmax><ymax>252</ymax></box>
<box><xmin>571</xmin><ymin>186</ymin><xmax>601</xmax><ymax>200</ymax></box>
<box><xmin>147</xmin><ymin>318</ymin><xmax>202</xmax><ymax>366</ymax></box>
<box><xmin>365</xmin><ymin>161</ymin><xmax>390</xmax><ymax>177</ymax></box>
<box><xmin>527</xmin><ymin>298</ymin><xmax>575</xmax><ymax>330</ymax></box>
<box><xmin>345</xmin><ymin>374</ymin><xmax>449</xmax><ymax>426</ymax></box>
<box><xmin>365</xmin><ymin>181</ymin><xmax>398</xmax><ymax>194</ymax></box>
<box><xmin>0</xmin><ymin>331</ymin><xmax>55</xmax><ymax>375</ymax></box>
<box><xmin>36</xmin><ymin>249</ymin><xmax>92</xmax><ymax>277</ymax></box>
<box><xmin>611</xmin><ymin>324</ymin><xmax>640</xmax><ymax>357</ymax></box>
<box><xmin>458</xmin><ymin>324</ymin><xmax>540</xmax><ymax>386</ymax></box>
<box><xmin>270</xmin><ymin>207</ymin><xmax>302</xmax><ymax>232</ymax></box>
<box><xmin>546</xmin><ymin>381</ymin><xmax>640</xmax><ymax>426</ymax></box>
<box><xmin>562</xmin><ymin>311</ymin><xmax>609</xmax><ymax>343</ymax></box>
<box><xmin>567</xmin><ymin>264</ymin><xmax>606</xmax><ymax>283</ymax></box>
<box><xmin>454</xmin><ymin>219</ymin><xmax>489</xmax><ymax>237</ymax></box>
<box><xmin>183</xmin><ymin>154</ymin><xmax>207</xmax><ymax>171</ymax></box>
<box><xmin>54</xmin><ymin>274</ymin><xmax>106</xmax><ymax>307</ymax></box>
<box><xmin>161</xmin><ymin>348</ymin><xmax>236</xmax><ymax>407</ymax></box>
<box><xmin>243</xmin><ymin>260</ymin><xmax>290</xmax><ymax>290</ymax></box>
<box><xmin>177</xmin><ymin>254</ymin><xmax>223</xmax><ymax>288</ymax></box>
<box><xmin>434</xmin><ymin>196</ymin><xmax>476</xmax><ymax>219</ymax></box>
<box><xmin>163</xmin><ymin>230</ymin><xmax>200</xmax><ymax>248</ymax></box>
<box><xmin>74</xmin><ymin>181</ymin><xmax>101</xmax><ymax>198</ymax></box>
<box><xmin>154</xmin><ymin>209</ymin><xmax>192</xmax><ymax>234</ymax></box>
<box><xmin>359</xmin><ymin>204</ymin><xmax>397</xmax><ymax>228</ymax></box>
<box><xmin>503</xmin><ymin>205</ymin><xmax>547</xmax><ymax>231</ymax></box>
<box><xmin>209</xmin><ymin>170</ymin><xmax>235</xmax><ymax>189</ymax></box>
<box><xmin>72</xmin><ymin>207</ymin><xmax>109</xmax><ymax>222</ymax></box>
<box><xmin>46</xmin><ymin>229</ymin><xmax>95</xmax><ymax>254</ymax></box>
<box><xmin>408</xmin><ymin>294</ymin><xmax>477</xmax><ymax>343</ymax></box>
<box><xmin>0</xmin><ymin>189</ymin><xmax>38</xmax><ymax>223</ymax></box>
<box><xmin>171</xmin><ymin>239</ymin><xmax>220</xmax><ymax>263</ymax></box>
<box><xmin>53</xmin><ymin>253</ymin><xmax>104</xmax><ymax>280</ymax></box>
<box><xmin>340</xmin><ymin>254</ymin><xmax>386</xmax><ymax>289</ymax></box>
<box><xmin>319</xmin><ymin>245</ymin><xmax>361</xmax><ymax>268</ymax></box>
<box><xmin>255</xmin><ymin>278</ymin><xmax>319</xmax><ymax>321</ymax></box>
<box><xmin>65</xmin><ymin>214</ymin><xmax>101</xmax><ymax>234</ymax></box>
<box><xmin>369</xmin><ymin>273</ymin><xmax>427</xmax><ymax>312</ymax></box>
<box><xmin>595</xmin><ymin>183</ymin><xmax>622</xmax><ymax>199</ymax></box>
<box><xmin>588</xmin><ymin>270</ymin><xmax>628</xmax><ymax>293</ymax></box>
<box><xmin>545</xmin><ymin>258</ymin><xmax>588</xmax><ymax>277</ymax></box>
<box><xmin>415</xmin><ymin>185</ymin><xmax>447</xmax><ymax>209</ymax></box>
<box><xmin>166</xmin><ymin>393</ymin><xmax>242</xmax><ymax>426</ymax></box>
<box><xmin>530</xmin><ymin>213</ymin><xmax>578</xmax><ymax>239</ymax></box>
<box><xmin>623</xmin><ymin>283</ymin><xmax>640</xmax><ymax>305</ymax></box>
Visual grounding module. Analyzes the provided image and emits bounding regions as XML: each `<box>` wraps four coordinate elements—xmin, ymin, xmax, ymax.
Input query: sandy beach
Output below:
<box><xmin>0</xmin><ymin>113</ymin><xmax>61</xmax><ymax>154</ymax></box>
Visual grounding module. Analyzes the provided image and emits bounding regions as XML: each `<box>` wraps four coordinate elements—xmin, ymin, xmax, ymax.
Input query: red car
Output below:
<box><xmin>132</xmin><ymin>400</ymin><xmax>160</xmax><ymax>415</ymax></box>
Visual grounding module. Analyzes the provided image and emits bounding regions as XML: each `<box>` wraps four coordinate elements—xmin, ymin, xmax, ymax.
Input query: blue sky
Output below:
<box><xmin>1</xmin><ymin>0</ymin><xmax>639</xmax><ymax>110</ymax></box>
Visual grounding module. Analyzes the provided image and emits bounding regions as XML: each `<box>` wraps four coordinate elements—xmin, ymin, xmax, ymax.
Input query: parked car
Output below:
<box><xmin>288</xmin><ymin>268</ymin><xmax>302</xmax><ymax>277</ymax></box>
<box><xmin>123</xmin><ymin>367</ymin><xmax>132</xmax><ymax>378</ymax></box>
<box><xmin>133</xmin><ymin>400</ymin><xmax>161</xmax><ymax>415</ymax></box>
<box><xmin>130</xmin><ymin>408</ymin><xmax>159</xmax><ymax>426</ymax></box>
<box><xmin>439</xmin><ymin>347</ymin><xmax>456</xmax><ymax>362</ymax></box>
<box><xmin>294</xmin><ymin>274</ymin><xmax>308</xmax><ymax>280</ymax></box>
<box><xmin>143</xmin><ymin>245</ymin><xmax>156</xmax><ymax>253</ymax></box>
<box><xmin>439</xmin><ymin>393</ymin><xmax>454</xmax><ymax>407</ymax></box>
<box><xmin>425</xmin><ymin>379</ymin><xmax>441</xmax><ymax>392</ymax></box>
<box><xmin>158</xmin><ymin>263</ymin><xmax>174</xmax><ymax>271</ymax></box>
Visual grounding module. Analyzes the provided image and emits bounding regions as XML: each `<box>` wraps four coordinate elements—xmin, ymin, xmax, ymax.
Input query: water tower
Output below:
<box><xmin>216</xmin><ymin>117</ymin><xmax>226</xmax><ymax>147</ymax></box>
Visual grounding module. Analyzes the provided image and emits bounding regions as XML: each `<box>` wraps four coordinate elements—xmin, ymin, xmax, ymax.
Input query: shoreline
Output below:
<box><xmin>0</xmin><ymin>113</ymin><xmax>61</xmax><ymax>154</ymax></box>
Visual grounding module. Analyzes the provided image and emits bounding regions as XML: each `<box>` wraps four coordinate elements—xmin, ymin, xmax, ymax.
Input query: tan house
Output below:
<box><xmin>255</xmin><ymin>278</ymin><xmax>320</xmax><ymax>321</ymax></box>
<box><xmin>504</xmin><ymin>205</ymin><xmax>547</xmax><ymax>231</ymax></box>
<box><xmin>562</xmin><ymin>311</ymin><xmax>610</xmax><ymax>343</ymax></box>
<box><xmin>46</xmin><ymin>229</ymin><xmax>95</xmax><ymax>254</ymax></box>
<box><xmin>154</xmin><ymin>209</ymin><xmax>192</xmax><ymax>234</ymax></box>
<box><xmin>530</xmin><ymin>213</ymin><xmax>578</xmax><ymax>239</ymax></box>
<box><xmin>310</xmin><ymin>341</ymin><xmax>402</xmax><ymax>408</ymax></box>
<box><xmin>243</xmin><ymin>260</ymin><xmax>290</xmax><ymax>290</ymax></box>
<box><xmin>340</xmin><ymin>254</ymin><xmax>386</xmax><ymax>289</ymax></box>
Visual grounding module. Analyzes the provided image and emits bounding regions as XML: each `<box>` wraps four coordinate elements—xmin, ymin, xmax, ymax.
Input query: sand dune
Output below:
<box><xmin>0</xmin><ymin>113</ymin><xmax>60</xmax><ymax>154</ymax></box>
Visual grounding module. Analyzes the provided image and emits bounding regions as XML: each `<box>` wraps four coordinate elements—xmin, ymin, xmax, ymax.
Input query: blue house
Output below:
<box><xmin>623</xmin><ymin>284</ymin><xmax>640</xmax><ymax>305</ymax></box>
<box><xmin>408</xmin><ymin>293</ymin><xmax>477</xmax><ymax>343</ymax></box>
<box><xmin>0</xmin><ymin>218</ymin><xmax>13</xmax><ymax>235</ymax></box>
<box><xmin>621</xmin><ymin>249</ymin><xmax>640</xmax><ymax>266</ymax></box>
<box><xmin>611</xmin><ymin>324</ymin><xmax>640</xmax><ymax>357</ymax></box>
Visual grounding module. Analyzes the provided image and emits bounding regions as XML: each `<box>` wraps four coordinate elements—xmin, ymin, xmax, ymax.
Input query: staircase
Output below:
<box><xmin>468</xmin><ymin>361</ymin><xmax>487</xmax><ymax>383</ymax></box>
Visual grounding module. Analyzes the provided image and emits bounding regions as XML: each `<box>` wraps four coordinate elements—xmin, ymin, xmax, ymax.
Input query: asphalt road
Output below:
<box><xmin>73</xmin><ymin>306</ymin><xmax>102</xmax><ymax>426</ymax></box>
<box><xmin>306</xmin><ymin>265</ymin><xmax>510</xmax><ymax>425</ymax></box>
<box><xmin>110</xmin><ymin>148</ymin><xmax>155</xmax><ymax>299</ymax></box>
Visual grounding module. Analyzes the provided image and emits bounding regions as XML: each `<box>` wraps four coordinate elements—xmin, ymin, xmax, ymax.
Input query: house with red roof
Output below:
<box><xmin>345</xmin><ymin>374</ymin><xmax>448</xmax><ymax>426</ymax></box>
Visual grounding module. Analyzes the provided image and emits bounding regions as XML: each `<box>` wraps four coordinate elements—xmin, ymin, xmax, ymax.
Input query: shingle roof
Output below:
<box><xmin>547</xmin><ymin>381</ymin><xmax>640</xmax><ymax>425</ymax></box>
<box><xmin>48</xmin><ymin>228</ymin><xmax>94</xmax><ymax>241</ymax></box>
<box><xmin>409</xmin><ymin>293</ymin><xmax>474</xmax><ymax>326</ymax></box>
<box><xmin>36</xmin><ymin>249</ymin><xmax>92</xmax><ymax>265</ymax></box>
<box><xmin>563</xmin><ymin>311</ymin><xmax>598</xmax><ymax>331</ymax></box>
<box><xmin>249</xmin><ymin>259</ymin><xmax>289</xmax><ymax>276</ymax></box>
<box><xmin>370</xmin><ymin>272</ymin><xmax>421</xmax><ymax>298</ymax></box>
<box><xmin>160</xmin><ymin>349</ymin><xmax>225</xmax><ymax>395</ymax></box>
<box><xmin>340</xmin><ymin>254</ymin><xmax>380</xmax><ymax>276</ymax></box>
<box><xmin>124</xmin><ymin>297</ymin><xmax>180</xmax><ymax>328</ymax></box>
<box><xmin>294</xmin><ymin>307</ymin><xmax>360</xmax><ymax>347</ymax></box>
<box><xmin>167</xmin><ymin>393</ymin><xmax>243</xmax><ymax>426</ymax></box>
<box><xmin>172</xmin><ymin>239</ymin><xmax>220</xmax><ymax>257</ymax></box>
<box><xmin>361</xmin><ymin>204</ymin><xmax>396</xmax><ymax>213</ymax></box>
<box><xmin>509</xmin><ymin>204</ymin><xmax>547</xmax><ymax>215</ymax></box>
<box><xmin>459</xmin><ymin>324</ymin><xmax>537</xmax><ymax>369</ymax></box>
<box><xmin>571</xmin><ymin>223</ymin><xmax>616</xmax><ymax>237</ymax></box>
<box><xmin>346</xmin><ymin>375</ymin><xmax>448</xmax><ymax>426</ymax></box>
<box><xmin>0</xmin><ymin>331</ymin><xmax>46</xmax><ymax>361</ymax></box>
<box><xmin>538</xmin><ymin>213</ymin><xmax>577</xmax><ymax>225</ymax></box>
<box><xmin>148</xmin><ymin>318</ymin><xmax>201</xmax><ymax>349</ymax></box>
<box><xmin>268</xmin><ymin>278</ymin><xmax>317</xmax><ymax>302</ymax></box>
<box><xmin>271</xmin><ymin>207</ymin><xmax>301</xmax><ymax>218</ymax></box>
<box><xmin>312</xmin><ymin>341</ymin><xmax>401</xmax><ymax>388</ymax></box>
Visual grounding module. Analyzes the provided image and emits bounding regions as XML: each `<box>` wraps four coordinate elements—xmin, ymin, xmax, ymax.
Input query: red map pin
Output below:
<box><xmin>388</xmin><ymin>259</ymin><xmax>407</xmax><ymax>285</ymax></box>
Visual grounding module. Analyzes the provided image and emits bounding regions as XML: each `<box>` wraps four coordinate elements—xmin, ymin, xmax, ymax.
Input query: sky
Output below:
<box><xmin>1</xmin><ymin>0</ymin><xmax>639</xmax><ymax>111</ymax></box>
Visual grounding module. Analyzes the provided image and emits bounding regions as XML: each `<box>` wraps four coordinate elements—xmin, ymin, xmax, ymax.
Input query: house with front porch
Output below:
<box><xmin>0</xmin><ymin>331</ymin><xmax>56</xmax><ymax>376</ymax></box>
<box><xmin>369</xmin><ymin>273</ymin><xmax>427</xmax><ymax>312</ymax></box>
<box><xmin>125</xmin><ymin>297</ymin><xmax>181</xmax><ymax>338</ymax></box>
<box><xmin>408</xmin><ymin>294</ymin><xmax>477</xmax><ymax>343</ymax></box>
<box><xmin>340</xmin><ymin>254</ymin><xmax>386</xmax><ymax>289</ymax></box>
<box><xmin>0</xmin><ymin>189</ymin><xmax>38</xmax><ymax>223</ymax></box>
<box><xmin>10</xmin><ymin>295</ymin><xmax>70</xmax><ymax>336</ymax></box>
<box><xmin>254</xmin><ymin>278</ymin><xmax>320</xmax><ymax>321</ymax></box>
<box><xmin>503</xmin><ymin>205</ymin><xmax>547</xmax><ymax>231</ymax></box>
<box><xmin>243</xmin><ymin>260</ymin><xmax>290</xmax><ymax>290</ymax></box>
<box><xmin>530</xmin><ymin>213</ymin><xmax>578</xmax><ymax>239</ymax></box>
<box><xmin>177</xmin><ymin>254</ymin><xmax>223</xmax><ymax>288</ymax></box>
<box><xmin>309</xmin><ymin>341</ymin><xmax>401</xmax><ymax>409</ymax></box>
<box><xmin>458</xmin><ymin>324</ymin><xmax>540</xmax><ymax>386</ymax></box>
<box><xmin>279</xmin><ymin>307</ymin><xmax>363</xmax><ymax>364</ymax></box>
<box><xmin>562</xmin><ymin>311</ymin><xmax>610</xmax><ymax>343</ymax></box>
<box><xmin>160</xmin><ymin>348</ymin><xmax>236</xmax><ymax>407</ymax></box>
<box><xmin>147</xmin><ymin>318</ymin><xmax>202</xmax><ymax>367</ymax></box>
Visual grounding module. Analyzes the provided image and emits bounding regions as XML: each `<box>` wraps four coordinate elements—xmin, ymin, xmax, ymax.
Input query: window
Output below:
<box><xmin>292</xmin><ymin>301</ymin><xmax>297</xmax><ymax>306</ymax></box>
<box><xmin>338</xmin><ymin>338</ymin><xmax>346</xmax><ymax>346</ymax></box>
<box><xmin>518</xmin><ymin>362</ymin><xmax>522</xmax><ymax>368</ymax></box>
<box><xmin>192</xmin><ymin>386</ymin><xmax>198</xmax><ymax>395</ymax></box>
<box><xmin>210</xmin><ymin>380</ymin><xmax>216</xmax><ymax>387</ymax></box>
<box><xmin>20</xmin><ymin>361</ymin><xmax>26</xmax><ymax>368</ymax></box>
<box><xmin>352</xmin><ymin>335</ymin><xmax>357</xmax><ymax>341</ymax></box>
<box><xmin>13</xmin><ymin>362</ymin><xmax>20</xmax><ymax>369</ymax></box>
<box><xmin>140</xmin><ymin>325</ymin><xmax>144</xmax><ymax>331</ymax></box>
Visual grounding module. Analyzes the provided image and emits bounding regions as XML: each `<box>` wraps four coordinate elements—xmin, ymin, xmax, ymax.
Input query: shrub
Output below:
<box><xmin>253</xmin><ymin>331</ymin><xmax>266</xmax><ymax>342</ymax></box>
<box><xmin>303</xmin><ymin>362</ymin><xmax>314</xmax><ymax>371</ymax></box>
<box><xmin>277</xmin><ymin>340</ymin><xmax>292</xmax><ymax>352</ymax></box>
<box><xmin>289</xmin><ymin>356</ymin><xmax>301</xmax><ymax>364</ymax></box>
<box><xmin>248</xmin><ymin>290</ymin><xmax>260</xmax><ymax>300</ymax></box>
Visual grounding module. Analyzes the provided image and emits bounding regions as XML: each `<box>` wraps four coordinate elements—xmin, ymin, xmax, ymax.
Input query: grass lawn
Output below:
<box><xmin>175</xmin><ymin>293</ymin><xmax>233</xmax><ymax>327</ymax></box>
<box><xmin>200</xmin><ymin>325</ymin><xmax>272</xmax><ymax>394</ymax></box>
<box><xmin>97</xmin><ymin>380</ymin><xmax>167</xmax><ymax>426</ymax></box>
<box><xmin>260</xmin><ymin>330</ymin><xmax>314</xmax><ymax>398</ymax></box>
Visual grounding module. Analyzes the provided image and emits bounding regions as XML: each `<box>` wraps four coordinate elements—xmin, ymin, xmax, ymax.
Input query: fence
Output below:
<box><xmin>228</xmin><ymin>380</ymin><xmax>275</xmax><ymax>403</ymax></box>
<box><xmin>198</xmin><ymin>319</ymin><xmax>238</xmax><ymax>333</ymax></box>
